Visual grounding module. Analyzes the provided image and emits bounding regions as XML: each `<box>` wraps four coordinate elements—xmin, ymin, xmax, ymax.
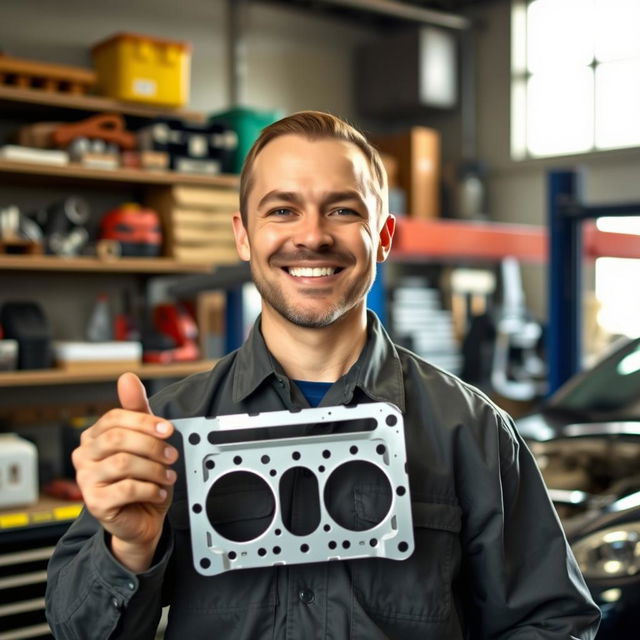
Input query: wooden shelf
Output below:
<box><xmin>392</xmin><ymin>218</ymin><xmax>640</xmax><ymax>262</ymax></box>
<box><xmin>0</xmin><ymin>359</ymin><xmax>217</xmax><ymax>387</ymax></box>
<box><xmin>0</xmin><ymin>158</ymin><xmax>240</xmax><ymax>188</ymax></box>
<box><xmin>0</xmin><ymin>254</ymin><xmax>223</xmax><ymax>273</ymax></box>
<box><xmin>0</xmin><ymin>84</ymin><xmax>204</xmax><ymax>122</ymax></box>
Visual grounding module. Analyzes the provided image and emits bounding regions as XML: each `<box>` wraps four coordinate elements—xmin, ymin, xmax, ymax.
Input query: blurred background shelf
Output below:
<box><xmin>0</xmin><ymin>359</ymin><xmax>216</xmax><ymax>387</ymax></box>
<box><xmin>0</xmin><ymin>254</ymin><xmax>219</xmax><ymax>273</ymax></box>
<box><xmin>0</xmin><ymin>84</ymin><xmax>204</xmax><ymax>122</ymax></box>
<box><xmin>0</xmin><ymin>158</ymin><xmax>240</xmax><ymax>188</ymax></box>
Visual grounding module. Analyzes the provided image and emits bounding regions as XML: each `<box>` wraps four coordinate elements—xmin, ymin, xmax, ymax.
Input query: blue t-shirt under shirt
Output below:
<box><xmin>294</xmin><ymin>380</ymin><xmax>332</xmax><ymax>407</ymax></box>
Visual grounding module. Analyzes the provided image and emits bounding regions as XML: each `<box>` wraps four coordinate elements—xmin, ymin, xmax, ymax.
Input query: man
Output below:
<box><xmin>46</xmin><ymin>111</ymin><xmax>600</xmax><ymax>639</ymax></box>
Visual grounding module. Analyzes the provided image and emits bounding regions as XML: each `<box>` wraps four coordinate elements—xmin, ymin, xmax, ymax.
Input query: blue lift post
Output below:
<box><xmin>547</xmin><ymin>168</ymin><xmax>640</xmax><ymax>394</ymax></box>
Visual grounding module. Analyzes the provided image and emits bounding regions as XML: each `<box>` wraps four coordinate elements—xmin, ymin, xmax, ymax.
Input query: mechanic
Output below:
<box><xmin>46</xmin><ymin>111</ymin><xmax>601</xmax><ymax>639</ymax></box>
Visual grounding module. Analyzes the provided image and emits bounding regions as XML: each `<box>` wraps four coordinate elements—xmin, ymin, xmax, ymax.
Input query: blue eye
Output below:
<box><xmin>333</xmin><ymin>208</ymin><xmax>359</xmax><ymax>217</ymax></box>
<box><xmin>270</xmin><ymin>208</ymin><xmax>293</xmax><ymax>216</ymax></box>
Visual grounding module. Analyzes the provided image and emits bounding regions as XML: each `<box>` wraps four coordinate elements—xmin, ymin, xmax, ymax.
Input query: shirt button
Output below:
<box><xmin>127</xmin><ymin>582</ymin><xmax>135</xmax><ymax>591</ymax></box>
<box><xmin>111</xmin><ymin>597</ymin><xmax>121</xmax><ymax>610</ymax></box>
<box><xmin>299</xmin><ymin>588</ymin><xmax>315</xmax><ymax>604</ymax></box>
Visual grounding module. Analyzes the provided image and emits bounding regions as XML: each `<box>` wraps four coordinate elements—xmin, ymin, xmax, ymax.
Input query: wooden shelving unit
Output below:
<box><xmin>0</xmin><ymin>254</ymin><xmax>221</xmax><ymax>273</ymax></box>
<box><xmin>0</xmin><ymin>158</ymin><xmax>239</xmax><ymax>188</ymax></box>
<box><xmin>0</xmin><ymin>359</ymin><xmax>217</xmax><ymax>387</ymax></box>
<box><xmin>0</xmin><ymin>84</ymin><xmax>204</xmax><ymax>121</ymax></box>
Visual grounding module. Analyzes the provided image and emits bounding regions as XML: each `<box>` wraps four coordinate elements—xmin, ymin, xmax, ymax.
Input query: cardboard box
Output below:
<box><xmin>372</xmin><ymin>127</ymin><xmax>440</xmax><ymax>219</ymax></box>
<box><xmin>147</xmin><ymin>185</ymin><xmax>240</xmax><ymax>264</ymax></box>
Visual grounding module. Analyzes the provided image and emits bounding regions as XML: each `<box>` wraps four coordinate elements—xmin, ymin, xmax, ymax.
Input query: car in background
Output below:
<box><xmin>516</xmin><ymin>336</ymin><xmax>640</xmax><ymax>639</ymax></box>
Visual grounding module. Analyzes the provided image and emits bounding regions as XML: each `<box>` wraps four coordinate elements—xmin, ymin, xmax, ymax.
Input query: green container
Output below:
<box><xmin>209</xmin><ymin>107</ymin><xmax>283</xmax><ymax>173</ymax></box>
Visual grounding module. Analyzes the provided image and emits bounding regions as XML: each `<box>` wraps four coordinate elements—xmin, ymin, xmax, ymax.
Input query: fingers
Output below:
<box><xmin>80</xmin><ymin>421</ymin><xmax>177</xmax><ymax>464</ymax></box>
<box><xmin>79</xmin><ymin>451</ymin><xmax>177</xmax><ymax>488</ymax></box>
<box><xmin>86</xmin><ymin>479</ymin><xmax>170</xmax><ymax>521</ymax></box>
<box><xmin>117</xmin><ymin>372</ymin><xmax>152</xmax><ymax>414</ymax></box>
<box><xmin>83</xmin><ymin>407</ymin><xmax>174</xmax><ymax>442</ymax></box>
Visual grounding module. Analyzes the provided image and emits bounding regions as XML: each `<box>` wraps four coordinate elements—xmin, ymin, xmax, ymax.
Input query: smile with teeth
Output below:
<box><xmin>287</xmin><ymin>266</ymin><xmax>340</xmax><ymax>277</ymax></box>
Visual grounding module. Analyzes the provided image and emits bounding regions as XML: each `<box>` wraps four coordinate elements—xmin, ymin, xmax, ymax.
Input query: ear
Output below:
<box><xmin>232</xmin><ymin>211</ymin><xmax>251</xmax><ymax>262</ymax></box>
<box><xmin>376</xmin><ymin>214</ymin><xmax>396</xmax><ymax>263</ymax></box>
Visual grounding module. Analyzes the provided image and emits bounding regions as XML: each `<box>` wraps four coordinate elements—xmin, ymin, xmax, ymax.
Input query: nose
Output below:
<box><xmin>292</xmin><ymin>212</ymin><xmax>334</xmax><ymax>250</ymax></box>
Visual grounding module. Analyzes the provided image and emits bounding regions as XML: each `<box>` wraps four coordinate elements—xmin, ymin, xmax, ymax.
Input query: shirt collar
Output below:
<box><xmin>232</xmin><ymin>311</ymin><xmax>405</xmax><ymax>412</ymax></box>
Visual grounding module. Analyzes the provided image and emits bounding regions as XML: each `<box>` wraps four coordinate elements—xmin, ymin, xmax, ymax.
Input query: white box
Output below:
<box><xmin>0</xmin><ymin>434</ymin><xmax>38</xmax><ymax>509</ymax></box>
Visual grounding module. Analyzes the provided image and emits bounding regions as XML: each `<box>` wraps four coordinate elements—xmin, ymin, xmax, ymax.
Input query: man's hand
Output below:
<box><xmin>72</xmin><ymin>372</ymin><xmax>178</xmax><ymax>572</ymax></box>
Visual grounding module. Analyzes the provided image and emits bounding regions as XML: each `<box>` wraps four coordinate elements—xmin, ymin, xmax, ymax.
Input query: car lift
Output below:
<box><xmin>548</xmin><ymin>168</ymin><xmax>640</xmax><ymax>394</ymax></box>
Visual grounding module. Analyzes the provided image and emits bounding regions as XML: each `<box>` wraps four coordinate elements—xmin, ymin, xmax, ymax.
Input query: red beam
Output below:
<box><xmin>391</xmin><ymin>218</ymin><xmax>547</xmax><ymax>263</ymax></box>
<box><xmin>584</xmin><ymin>224</ymin><xmax>640</xmax><ymax>260</ymax></box>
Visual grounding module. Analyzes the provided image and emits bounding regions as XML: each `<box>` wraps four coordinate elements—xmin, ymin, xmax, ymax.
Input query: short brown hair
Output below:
<box><xmin>239</xmin><ymin>110</ymin><xmax>387</xmax><ymax>226</ymax></box>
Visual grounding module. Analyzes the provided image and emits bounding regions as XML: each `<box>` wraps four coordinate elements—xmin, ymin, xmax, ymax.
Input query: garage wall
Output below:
<box><xmin>0</xmin><ymin>0</ymin><xmax>372</xmax><ymax>119</ymax></box>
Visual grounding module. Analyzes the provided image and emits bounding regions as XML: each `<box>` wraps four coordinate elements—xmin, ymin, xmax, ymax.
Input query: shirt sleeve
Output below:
<box><xmin>45</xmin><ymin>507</ymin><xmax>173</xmax><ymax>640</ymax></box>
<box><xmin>457</xmin><ymin>408</ymin><xmax>601</xmax><ymax>639</ymax></box>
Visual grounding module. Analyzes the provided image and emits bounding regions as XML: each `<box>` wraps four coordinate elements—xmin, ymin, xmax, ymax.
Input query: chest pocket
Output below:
<box><xmin>167</xmin><ymin>490</ymin><xmax>278</xmax><ymax>615</ymax></box>
<box><xmin>351</xmin><ymin>497</ymin><xmax>462</xmax><ymax>623</ymax></box>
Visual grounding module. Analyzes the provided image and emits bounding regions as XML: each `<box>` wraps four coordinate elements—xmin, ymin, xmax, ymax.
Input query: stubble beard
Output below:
<box><xmin>250</xmin><ymin>263</ymin><xmax>374</xmax><ymax>329</ymax></box>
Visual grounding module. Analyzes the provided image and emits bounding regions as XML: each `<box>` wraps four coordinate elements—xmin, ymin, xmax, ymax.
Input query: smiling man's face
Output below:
<box><xmin>232</xmin><ymin>134</ymin><xmax>394</xmax><ymax>329</ymax></box>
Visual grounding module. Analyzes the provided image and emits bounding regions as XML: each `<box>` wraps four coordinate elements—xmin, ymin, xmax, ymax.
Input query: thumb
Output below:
<box><xmin>117</xmin><ymin>372</ymin><xmax>152</xmax><ymax>414</ymax></box>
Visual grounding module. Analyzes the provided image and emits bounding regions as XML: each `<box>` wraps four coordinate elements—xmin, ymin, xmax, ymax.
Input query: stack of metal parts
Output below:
<box><xmin>390</xmin><ymin>276</ymin><xmax>461</xmax><ymax>374</ymax></box>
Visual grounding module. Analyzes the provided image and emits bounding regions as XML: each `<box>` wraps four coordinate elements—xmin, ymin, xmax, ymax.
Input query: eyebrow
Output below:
<box><xmin>257</xmin><ymin>189</ymin><xmax>368</xmax><ymax>210</ymax></box>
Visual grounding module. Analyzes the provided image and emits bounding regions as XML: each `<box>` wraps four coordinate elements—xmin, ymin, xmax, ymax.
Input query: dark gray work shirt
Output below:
<box><xmin>46</xmin><ymin>313</ymin><xmax>600</xmax><ymax>639</ymax></box>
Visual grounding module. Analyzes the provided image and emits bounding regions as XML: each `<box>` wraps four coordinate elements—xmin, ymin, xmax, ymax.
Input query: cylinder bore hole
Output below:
<box><xmin>207</xmin><ymin>470</ymin><xmax>275</xmax><ymax>542</ymax></box>
<box><xmin>324</xmin><ymin>460</ymin><xmax>392</xmax><ymax>532</ymax></box>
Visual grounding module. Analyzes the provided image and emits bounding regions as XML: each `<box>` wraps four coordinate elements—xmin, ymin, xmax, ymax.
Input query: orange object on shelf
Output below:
<box><xmin>51</xmin><ymin>113</ymin><xmax>136</xmax><ymax>149</ymax></box>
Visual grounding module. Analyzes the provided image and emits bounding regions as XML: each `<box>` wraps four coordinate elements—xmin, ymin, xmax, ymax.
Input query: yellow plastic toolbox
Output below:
<box><xmin>92</xmin><ymin>32</ymin><xmax>191</xmax><ymax>107</ymax></box>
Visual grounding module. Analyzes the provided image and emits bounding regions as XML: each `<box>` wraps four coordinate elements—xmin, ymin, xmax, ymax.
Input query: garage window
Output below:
<box><xmin>511</xmin><ymin>0</ymin><xmax>640</xmax><ymax>159</ymax></box>
<box><xmin>595</xmin><ymin>217</ymin><xmax>640</xmax><ymax>339</ymax></box>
